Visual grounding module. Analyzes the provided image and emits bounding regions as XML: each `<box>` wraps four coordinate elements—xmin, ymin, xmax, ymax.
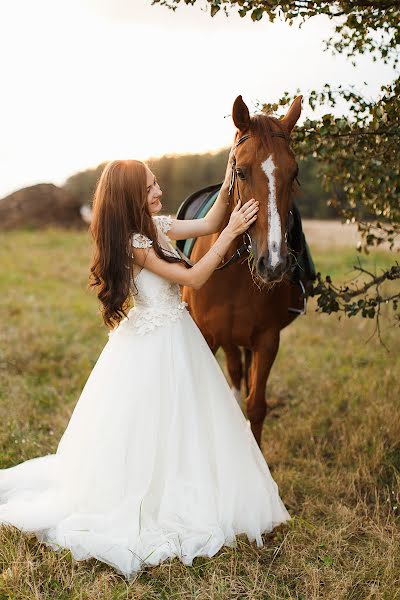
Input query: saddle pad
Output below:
<box><xmin>182</xmin><ymin>189</ymin><xmax>220</xmax><ymax>258</ymax></box>
<box><xmin>175</xmin><ymin>183</ymin><xmax>222</xmax><ymax>255</ymax></box>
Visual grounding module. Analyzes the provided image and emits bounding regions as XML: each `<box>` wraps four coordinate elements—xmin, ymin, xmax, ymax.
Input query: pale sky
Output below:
<box><xmin>0</xmin><ymin>0</ymin><xmax>394</xmax><ymax>199</ymax></box>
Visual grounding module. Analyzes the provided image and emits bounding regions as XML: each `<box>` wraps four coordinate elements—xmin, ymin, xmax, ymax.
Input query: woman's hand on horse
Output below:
<box><xmin>226</xmin><ymin>199</ymin><xmax>259</xmax><ymax>237</ymax></box>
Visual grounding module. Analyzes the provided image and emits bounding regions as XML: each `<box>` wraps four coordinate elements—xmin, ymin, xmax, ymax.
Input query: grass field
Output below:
<box><xmin>0</xmin><ymin>225</ymin><xmax>399</xmax><ymax>599</ymax></box>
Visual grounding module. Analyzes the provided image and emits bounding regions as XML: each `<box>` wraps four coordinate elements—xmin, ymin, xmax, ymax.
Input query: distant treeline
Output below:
<box><xmin>63</xmin><ymin>150</ymin><xmax>337</xmax><ymax>219</ymax></box>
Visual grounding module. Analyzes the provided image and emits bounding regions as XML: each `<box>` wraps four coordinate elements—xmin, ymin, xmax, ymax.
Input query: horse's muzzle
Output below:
<box><xmin>256</xmin><ymin>253</ymin><xmax>289</xmax><ymax>282</ymax></box>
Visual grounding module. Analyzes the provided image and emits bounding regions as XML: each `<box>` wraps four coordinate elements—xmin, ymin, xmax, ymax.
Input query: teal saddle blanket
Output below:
<box><xmin>175</xmin><ymin>182</ymin><xmax>316</xmax><ymax>285</ymax></box>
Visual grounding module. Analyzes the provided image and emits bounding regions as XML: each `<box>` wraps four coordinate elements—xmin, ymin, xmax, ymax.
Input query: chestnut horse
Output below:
<box><xmin>182</xmin><ymin>95</ymin><xmax>305</xmax><ymax>448</ymax></box>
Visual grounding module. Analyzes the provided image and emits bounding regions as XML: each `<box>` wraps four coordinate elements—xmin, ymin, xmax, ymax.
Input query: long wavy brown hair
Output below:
<box><xmin>89</xmin><ymin>159</ymin><xmax>188</xmax><ymax>329</ymax></box>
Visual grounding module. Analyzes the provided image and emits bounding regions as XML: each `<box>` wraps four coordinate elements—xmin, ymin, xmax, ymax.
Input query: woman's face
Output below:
<box><xmin>145</xmin><ymin>167</ymin><xmax>162</xmax><ymax>215</ymax></box>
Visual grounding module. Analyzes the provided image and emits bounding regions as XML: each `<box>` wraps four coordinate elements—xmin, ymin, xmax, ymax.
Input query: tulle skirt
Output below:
<box><xmin>0</xmin><ymin>308</ymin><xmax>290</xmax><ymax>580</ymax></box>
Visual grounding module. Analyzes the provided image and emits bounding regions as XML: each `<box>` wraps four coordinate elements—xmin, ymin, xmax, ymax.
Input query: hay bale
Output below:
<box><xmin>0</xmin><ymin>183</ymin><xmax>87</xmax><ymax>230</ymax></box>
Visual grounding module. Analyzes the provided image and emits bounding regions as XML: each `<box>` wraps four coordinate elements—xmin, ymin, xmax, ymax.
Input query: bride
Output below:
<box><xmin>0</xmin><ymin>157</ymin><xmax>290</xmax><ymax>580</ymax></box>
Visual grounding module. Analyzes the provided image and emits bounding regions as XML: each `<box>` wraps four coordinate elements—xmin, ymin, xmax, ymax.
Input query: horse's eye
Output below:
<box><xmin>236</xmin><ymin>168</ymin><xmax>246</xmax><ymax>180</ymax></box>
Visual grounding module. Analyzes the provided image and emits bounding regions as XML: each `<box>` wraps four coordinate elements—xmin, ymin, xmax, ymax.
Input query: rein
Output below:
<box><xmin>177</xmin><ymin>129</ymin><xmax>295</xmax><ymax>272</ymax></box>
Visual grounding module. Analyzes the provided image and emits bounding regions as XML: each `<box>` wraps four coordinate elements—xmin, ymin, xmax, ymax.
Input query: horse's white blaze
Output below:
<box><xmin>261</xmin><ymin>156</ymin><xmax>281</xmax><ymax>268</ymax></box>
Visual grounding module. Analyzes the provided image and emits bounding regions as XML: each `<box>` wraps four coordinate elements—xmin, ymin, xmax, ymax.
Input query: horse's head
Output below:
<box><xmin>229</xmin><ymin>95</ymin><xmax>302</xmax><ymax>283</ymax></box>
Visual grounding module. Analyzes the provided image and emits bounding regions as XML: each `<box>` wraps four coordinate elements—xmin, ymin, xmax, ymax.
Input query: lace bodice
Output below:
<box><xmin>108</xmin><ymin>215</ymin><xmax>187</xmax><ymax>338</ymax></box>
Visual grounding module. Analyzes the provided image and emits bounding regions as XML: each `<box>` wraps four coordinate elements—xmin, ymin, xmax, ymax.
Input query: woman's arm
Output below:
<box><xmin>166</xmin><ymin>145</ymin><xmax>236</xmax><ymax>241</ymax></box>
<box><xmin>166</xmin><ymin>181</ymin><xmax>230</xmax><ymax>240</ymax></box>
<box><xmin>133</xmin><ymin>198</ymin><xmax>258</xmax><ymax>290</ymax></box>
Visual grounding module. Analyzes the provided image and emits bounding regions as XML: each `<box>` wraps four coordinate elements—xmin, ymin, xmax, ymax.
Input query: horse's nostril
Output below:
<box><xmin>276</xmin><ymin>256</ymin><xmax>289</xmax><ymax>275</ymax></box>
<box><xmin>257</xmin><ymin>255</ymin><xmax>267</xmax><ymax>274</ymax></box>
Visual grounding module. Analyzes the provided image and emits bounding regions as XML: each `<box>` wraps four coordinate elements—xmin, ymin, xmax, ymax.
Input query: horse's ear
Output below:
<box><xmin>232</xmin><ymin>95</ymin><xmax>250</xmax><ymax>132</ymax></box>
<box><xmin>281</xmin><ymin>96</ymin><xmax>302</xmax><ymax>134</ymax></box>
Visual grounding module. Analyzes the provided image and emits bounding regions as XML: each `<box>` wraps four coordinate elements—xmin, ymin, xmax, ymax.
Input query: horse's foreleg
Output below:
<box><xmin>244</xmin><ymin>348</ymin><xmax>252</xmax><ymax>396</ymax></box>
<box><xmin>246</xmin><ymin>329</ymin><xmax>280</xmax><ymax>447</ymax></box>
<box><xmin>222</xmin><ymin>344</ymin><xmax>243</xmax><ymax>406</ymax></box>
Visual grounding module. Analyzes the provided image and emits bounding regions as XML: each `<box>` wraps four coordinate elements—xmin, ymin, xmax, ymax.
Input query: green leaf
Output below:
<box><xmin>251</xmin><ymin>8</ymin><xmax>263</xmax><ymax>21</ymax></box>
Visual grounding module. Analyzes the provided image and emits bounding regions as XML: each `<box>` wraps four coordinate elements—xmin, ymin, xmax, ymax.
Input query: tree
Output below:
<box><xmin>152</xmin><ymin>0</ymin><xmax>400</xmax><ymax>343</ymax></box>
<box><xmin>152</xmin><ymin>1</ymin><xmax>399</xmax><ymax>66</ymax></box>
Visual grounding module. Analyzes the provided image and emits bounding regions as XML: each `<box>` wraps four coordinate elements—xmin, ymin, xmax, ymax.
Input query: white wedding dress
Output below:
<box><xmin>0</xmin><ymin>214</ymin><xmax>290</xmax><ymax>580</ymax></box>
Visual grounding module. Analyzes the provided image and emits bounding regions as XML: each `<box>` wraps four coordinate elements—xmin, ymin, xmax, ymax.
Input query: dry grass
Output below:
<box><xmin>301</xmin><ymin>219</ymin><xmax>396</xmax><ymax>251</ymax></box>
<box><xmin>0</xmin><ymin>228</ymin><xmax>399</xmax><ymax>599</ymax></box>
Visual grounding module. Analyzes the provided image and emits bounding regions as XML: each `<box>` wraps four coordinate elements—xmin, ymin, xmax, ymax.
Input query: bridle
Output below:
<box><xmin>223</xmin><ymin>129</ymin><xmax>295</xmax><ymax>272</ymax></box>
<box><xmin>176</xmin><ymin>128</ymin><xmax>297</xmax><ymax>273</ymax></box>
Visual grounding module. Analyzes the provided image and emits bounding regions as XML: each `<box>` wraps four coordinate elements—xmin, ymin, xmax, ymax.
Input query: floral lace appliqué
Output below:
<box><xmin>132</xmin><ymin>233</ymin><xmax>153</xmax><ymax>249</ymax></box>
<box><xmin>108</xmin><ymin>301</ymin><xmax>188</xmax><ymax>339</ymax></box>
<box><xmin>153</xmin><ymin>215</ymin><xmax>173</xmax><ymax>235</ymax></box>
<box><xmin>108</xmin><ymin>273</ymin><xmax>188</xmax><ymax>339</ymax></box>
